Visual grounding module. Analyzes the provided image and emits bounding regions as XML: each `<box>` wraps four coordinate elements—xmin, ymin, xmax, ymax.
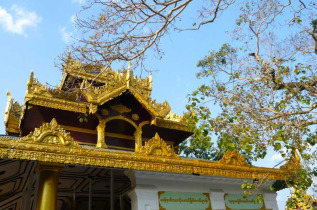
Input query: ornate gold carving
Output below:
<box><xmin>155</xmin><ymin>118</ymin><xmax>190</xmax><ymax>132</ymax></box>
<box><xmin>20</xmin><ymin>118</ymin><xmax>80</xmax><ymax>147</ymax></box>
<box><xmin>101</xmin><ymin>108</ymin><xmax>109</xmax><ymax>116</ymax></box>
<box><xmin>64</xmin><ymin>57</ymin><xmax>120</xmax><ymax>84</ymax></box>
<box><xmin>4</xmin><ymin>92</ymin><xmax>21</xmax><ymax>134</ymax></box>
<box><xmin>22</xmin><ymin>62</ymin><xmax>172</xmax><ymax>119</ymax></box>
<box><xmin>27</xmin><ymin>72</ymin><xmax>78</xmax><ymax>100</ymax></box>
<box><xmin>89</xmin><ymin>103</ymin><xmax>98</xmax><ymax>114</ymax></box>
<box><xmin>137</xmin><ymin>133</ymin><xmax>178</xmax><ymax>157</ymax></box>
<box><xmin>75</xmin><ymin>64</ymin><xmax>170</xmax><ymax>118</ymax></box>
<box><xmin>132</xmin><ymin>114</ymin><xmax>139</xmax><ymax>120</ymax></box>
<box><xmin>28</xmin><ymin>97</ymin><xmax>87</xmax><ymax>113</ymax></box>
<box><xmin>104</xmin><ymin>115</ymin><xmax>137</xmax><ymax>128</ymax></box>
<box><xmin>0</xmin><ymin>135</ymin><xmax>289</xmax><ymax>180</ymax></box>
<box><xmin>280</xmin><ymin>151</ymin><xmax>301</xmax><ymax>170</ymax></box>
<box><xmin>80</xmin><ymin>77</ymin><xmax>127</xmax><ymax>103</ymax></box>
<box><xmin>25</xmin><ymin>72</ymin><xmax>87</xmax><ymax>113</ymax></box>
<box><xmin>110</xmin><ymin>104</ymin><xmax>131</xmax><ymax>113</ymax></box>
<box><xmin>289</xmin><ymin>190</ymin><xmax>317</xmax><ymax>210</ymax></box>
<box><xmin>219</xmin><ymin>150</ymin><xmax>250</xmax><ymax>167</ymax></box>
<box><xmin>164</xmin><ymin>111</ymin><xmax>184</xmax><ymax>122</ymax></box>
<box><xmin>130</xmin><ymin>89</ymin><xmax>171</xmax><ymax>118</ymax></box>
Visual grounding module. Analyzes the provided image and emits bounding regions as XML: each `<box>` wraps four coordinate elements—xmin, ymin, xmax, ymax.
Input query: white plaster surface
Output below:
<box><xmin>126</xmin><ymin>170</ymin><xmax>279</xmax><ymax>210</ymax></box>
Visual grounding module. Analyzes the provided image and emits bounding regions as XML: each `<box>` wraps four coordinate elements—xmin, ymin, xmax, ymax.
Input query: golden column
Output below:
<box><xmin>35</xmin><ymin>163</ymin><xmax>64</xmax><ymax>210</ymax></box>
<box><xmin>96</xmin><ymin>119</ymin><xmax>107</xmax><ymax>148</ymax></box>
<box><xmin>134</xmin><ymin>126</ymin><xmax>142</xmax><ymax>152</ymax></box>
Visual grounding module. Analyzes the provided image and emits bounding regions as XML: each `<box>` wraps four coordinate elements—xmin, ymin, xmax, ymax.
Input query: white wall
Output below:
<box><xmin>126</xmin><ymin>170</ymin><xmax>279</xmax><ymax>210</ymax></box>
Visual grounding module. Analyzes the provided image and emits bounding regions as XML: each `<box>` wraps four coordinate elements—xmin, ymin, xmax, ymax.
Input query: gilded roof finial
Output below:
<box><xmin>5</xmin><ymin>92</ymin><xmax>12</xmax><ymax>117</ymax></box>
<box><xmin>27</xmin><ymin>71</ymin><xmax>34</xmax><ymax>87</ymax></box>
<box><xmin>128</xmin><ymin>61</ymin><xmax>131</xmax><ymax>70</ymax></box>
<box><xmin>280</xmin><ymin>150</ymin><xmax>301</xmax><ymax>170</ymax></box>
<box><xmin>126</xmin><ymin>61</ymin><xmax>131</xmax><ymax>88</ymax></box>
<box><xmin>149</xmin><ymin>73</ymin><xmax>152</xmax><ymax>89</ymax></box>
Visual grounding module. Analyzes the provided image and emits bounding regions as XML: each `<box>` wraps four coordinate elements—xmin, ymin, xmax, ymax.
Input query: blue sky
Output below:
<box><xmin>0</xmin><ymin>1</ymin><xmax>300</xmax><ymax>208</ymax></box>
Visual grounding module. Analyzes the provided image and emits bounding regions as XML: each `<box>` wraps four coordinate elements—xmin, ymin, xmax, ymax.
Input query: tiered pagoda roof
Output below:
<box><xmin>0</xmin><ymin>59</ymin><xmax>300</xmax><ymax>181</ymax></box>
<box><xmin>5</xmin><ymin>58</ymin><xmax>191</xmax><ymax>151</ymax></box>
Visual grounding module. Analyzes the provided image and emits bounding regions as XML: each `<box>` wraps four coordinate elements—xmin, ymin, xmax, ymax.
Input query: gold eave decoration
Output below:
<box><xmin>4</xmin><ymin>92</ymin><xmax>22</xmax><ymax>134</ymax></box>
<box><xmin>19</xmin><ymin>118</ymin><xmax>80</xmax><ymax>147</ymax></box>
<box><xmin>280</xmin><ymin>150</ymin><xmax>302</xmax><ymax>170</ymax></box>
<box><xmin>0</xmin><ymin>137</ymin><xmax>288</xmax><ymax>180</ymax></box>
<box><xmin>0</xmin><ymin>118</ymin><xmax>290</xmax><ymax>180</ymax></box>
<box><xmin>63</xmin><ymin>57</ymin><xmax>116</xmax><ymax>84</ymax></box>
<box><xmin>289</xmin><ymin>190</ymin><xmax>317</xmax><ymax>210</ymax></box>
<box><xmin>25</xmin><ymin>72</ymin><xmax>87</xmax><ymax>113</ymax></box>
<box><xmin>155</xmin><ymin>117</ymin><xmax>190</xmax><ymax>132</ymax></box>
<box><xmin>80</xmin><ymin>72</ymin><xmax>171</xmax><ymax>118</ymax></box>
<box><xmin>137</xmin><ymin>133</ymin><xmax>178</xmax><ymax>157</ymax></box>
<box><xmin>218</xmin><ymin>150</ymin><xmax>251</xmax><ymax>167</ymax></box>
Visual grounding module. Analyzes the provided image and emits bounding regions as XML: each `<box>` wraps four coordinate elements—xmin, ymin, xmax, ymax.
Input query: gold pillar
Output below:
<box><xmin>36</xmin><ymin>163</ymin><xmax>64</xmax><ymax>210</ymax></box>
<box><xmin>96</xmin><ymin>119</ymin><xmax>107</xmax><ymax>148</ymax></box>
<box><xmin>134</xmin><ymin>127</ymin><xmax>142</xmax><ymax>152</ymax></box>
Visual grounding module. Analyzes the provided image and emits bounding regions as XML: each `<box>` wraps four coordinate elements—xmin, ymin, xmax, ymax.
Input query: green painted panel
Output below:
<box><xmin>224</xmin><ymin>194</ymin><xmax>264</xmax><ymax>210</ymax></box>
<box><xmin>158</xmin><ymin>191</ymin><xmax>212</xmax><ymax>210</ymax></box>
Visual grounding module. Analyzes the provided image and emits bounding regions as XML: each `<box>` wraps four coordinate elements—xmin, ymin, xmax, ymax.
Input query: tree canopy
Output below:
<box><xmin>63</xmin><ymin>0</ymin><xmax>317</xmax><ymax>206</ymax></box>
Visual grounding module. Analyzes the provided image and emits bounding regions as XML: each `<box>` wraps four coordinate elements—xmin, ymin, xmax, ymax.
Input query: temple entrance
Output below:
<box><xmin>57</xmin><ymin>165</ymin><xmax>132</xmax><ymax>210</ymax></box>
<box><xmin>0</xmin><ymin>159</ymin><xmax>132</xmax><ymax>210</ymax></box>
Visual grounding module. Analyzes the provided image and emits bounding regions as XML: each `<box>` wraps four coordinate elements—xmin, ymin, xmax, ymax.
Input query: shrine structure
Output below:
<box><xmin>0</xmin><ymin>58</ymin><xmax>301</xmax><ymax>210</ymax></box>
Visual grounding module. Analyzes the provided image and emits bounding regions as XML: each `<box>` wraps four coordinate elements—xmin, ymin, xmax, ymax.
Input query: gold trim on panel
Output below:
<box><xmin>104</xmin><ymin>115</ymin><xmax>138</xmax><ymax>128</ymax></box>
<box><xmin>20</xmin><ymin>119</ymin><xmax>80</xmax><ymax>147</ymax></box>
<box><xmin>280</xmin><ymin>151</ymin><xmax>301</xmax><ymax>170</ymax></box>
<box><xmin>4</xmin><ymin>92</ymin><xmax>22</xmax><ymax>134</ymax></box>
<box><xmin>137</xmin><ymin>133</ymin><xmax>178</xmax><ymax>157</ymax></box>
<box><xmin>219</xmin><ymin>150</ymin><xmax>250</xmax><ymax>167</ymax></box>
<box><xmin>155</xmin><ymin>118</ymin><xmax>190</xmax><ymax>132</ymax></box>
<box><xmin>0</xmin><ymin>135</ymin><xmax>289</xmax><ymax>180</ymax></box>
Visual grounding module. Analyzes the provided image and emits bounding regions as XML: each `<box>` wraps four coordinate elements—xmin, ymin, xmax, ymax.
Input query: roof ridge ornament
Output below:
<box><xmin>4</xmin><ymin>92</ymin><xmax>22</xmax><ymax>134</ymax></box>
<box><xmin>19</xmin><ymin>118</ymin><xmax>80</xmax><ymax>147</ymax></box>
<box><xmin>280</xmin><ymin>150</ymin><xmax>301</xmax><ymax>170</ymax></box>
<box><xmin>218</xmin><ymin>149</ymin><xmax>250</xmax><ymax>167</ymax></box>
<box><xmin>137</xmin><ymin>133</ymin><xmax>178</xmax><ymax>158</ymax></box>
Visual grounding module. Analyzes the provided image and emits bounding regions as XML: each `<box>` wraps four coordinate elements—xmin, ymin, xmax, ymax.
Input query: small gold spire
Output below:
<box><xmin>128</xmin><ymin>61</ymin><xmax>131</xmax><ymax>70</ymax></box>
<box><xmin>27</xmin><ymin>71</ymin><xmax>34</xmax><ymax>87</ymax></box>
<box><xmin>149</xmin><ymin>73</ymin><xmax>152</xmax><ymax>89</ymax></box>
<box><xmin>126</xmin><ymin>61</ymin><xmax>131</xmax><ymax>88</ymax></box>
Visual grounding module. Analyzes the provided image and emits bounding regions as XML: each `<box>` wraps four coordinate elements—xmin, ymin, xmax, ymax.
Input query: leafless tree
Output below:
<box><xmin>60</xmin><ymin>0</ymin><xmax>236</xmax><ymax>71</ymax></box>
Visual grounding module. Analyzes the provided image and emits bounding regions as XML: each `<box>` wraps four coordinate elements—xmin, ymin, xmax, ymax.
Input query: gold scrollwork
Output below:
<box><xmin>280</xmin><ymin>150</ymin><xmax>301</xmax><ymax>170</ymax></box>
<box><xmin>0</xmin><ymin>136</ymin><xmax>289</xmax><ymax>180</ymax></box>
<box><xmin>89</xmin><ymin>103</ymin><xmax>98</xmax><ymax>114</ymax></box>
<box><xmin>20</xmin><ymin>118</ymin><xmax>80</xmax><ymax>147</ymax></box>
<box><xmin>289</xmin><ymin>190</ymin><xmax>317</xmax><ymax>210</ymax></box>
<box><xmin>4</xmin><ymin>92</ymin><xmax>22</xmax><ymax>134</ymax></box>
<box><xmin>164</xmin><ymin>111</ymin><xmax>185</xmax><ymax>122</ymax></box>
<box><xmin>25</xmin><ymin>72</ymin><xmax>87</xmax><ymax>113</ymax></box>
<box><xmin>137</xmin><ymin>133</ymin><xmax>178</xmax><ymax>158</ymax></box>
<box><xmin>219</xmin><ymin>150</ymin><xmax>250</xmax><ymax>167</ymax></box>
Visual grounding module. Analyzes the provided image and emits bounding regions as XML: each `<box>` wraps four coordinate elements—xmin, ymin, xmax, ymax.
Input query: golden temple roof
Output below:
<box><xmin>4</xmin><ymin>59</ymin><xmax>188</xmax><ymax>135</ymax></box>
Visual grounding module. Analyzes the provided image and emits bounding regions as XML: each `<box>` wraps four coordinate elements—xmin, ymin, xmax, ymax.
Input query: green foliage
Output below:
<box><xmin>181</xmin><ymin>12</ymin><xmax>317</xmax><ymax>198</ymax></box>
